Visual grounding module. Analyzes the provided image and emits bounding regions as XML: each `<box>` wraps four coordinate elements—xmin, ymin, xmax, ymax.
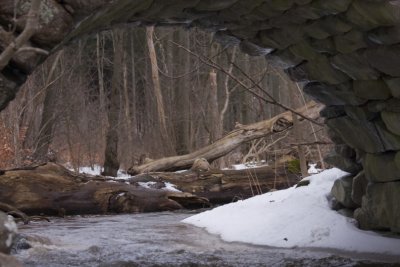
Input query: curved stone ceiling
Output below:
<box><xmin>1</xmin><ymin>0</ymin><xmax>400</xmax><ymax>232</ymax></box>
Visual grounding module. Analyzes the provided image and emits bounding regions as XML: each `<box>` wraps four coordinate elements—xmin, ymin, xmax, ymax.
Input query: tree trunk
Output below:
<box><xmin>146</xmin><ymin>26</ymin><xmax>172</xmax><ymax>155</ymax></box>
<box><xmin>128</xmin><ymin>101</ymin><xmax>322</xmax><ymax>174</ymax></box>
<box><xmin>131</xmin><ymin>164</ymin><xmax>298</xmax><ymax>204</ymax></box>
<box><xmin>32</xmin><ymin>52</ymin><xmax>62</xmax><ymax>161</ymax></box>
<box><xmin>0</xmin><ymin>163</ymin><xmax>210</xmax><ymax>216</ymax></box>
<box><xmin>102</xmin><ymin>29</ymin><xmax>124</xmax><ymax>176</ymax></box>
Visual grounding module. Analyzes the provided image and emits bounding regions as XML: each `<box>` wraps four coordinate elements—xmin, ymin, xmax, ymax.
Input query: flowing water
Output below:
<box><xmin>13</xmin><ymin>211</ymin><xmax>400</xmax><ymax>267</ymax></box>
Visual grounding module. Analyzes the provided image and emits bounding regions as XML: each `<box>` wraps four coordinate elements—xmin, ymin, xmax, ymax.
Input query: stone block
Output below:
<box><xmin>306</xmin><ymin>56</ymin><xmax>351</xmax><ymax>85</ymax></box>
<box><xmin>383</xmin><ymin>77</ymin><xmax>400</xmax><ymax>98</ymax></box>
<box><xmin>363</xmin><ymin>152</ymin><xmax>400</xmax><ymax>183</ymax></box>
<box><xmin>304</xmin><ymin>16</ymin><xmax>352</xmax><ymax>40</ymax></box>
<box><xmin>368</xmin><ymin>26</ymin><xmax>400</xmax><ymax>45</ymax></box>
<box><xmin>353</xmin><ymin>80</ymin><xmax>391</xmax><ymax>100</ymax></box>
<box><xmin>311</xmin><ymin>0</ymin><xmax>353</xmax><ymax>15</ymax></box>
<box><xmin>344</xmin><ymin>105</ymin><xmax>378</xmax><ymax>121</ymax></box>
<box><xmin>309</xmin><ymin>38</ymin><xmax>336</xmax><ymax>55</ymax></box>
<box><xmin>346</xmin><ymin>0</ymin><xmax>400</xmax><ymax>30</ymax></box>
<box><xmin>326</xmin><ymin>116</ymin><xmax>386</xmax><ymax>153</ymax></box>
<box><xmin>381</xmin><ymin>111</ymin><xmax>400</xmax><ymax>136</ymax></box>
<box><xmin>239</xmin><ymin>40</ymin><xmax>273</xmax><ymax>56</ymax></box>
<box><xmin>375</xmin><ymin>119</ymin><xmax>400</xmax><ymax>151</ymax></box>
<box><xmin>320</xmin><ymin>106</ymin><xmax>346</xmax><ymax>119</ymax></box>
<box><xmin>366</xmin><ymin>45</ymin><xmax>400</xmax><ymax>77</ymax></box>
<box><xmin>265</xmin><ymin>49</ymin><xmax>303</xmax><ymax>69</ymax></box>
<box><xmin>354</xmin><ymin>181</ymin><xmax>400</xmax><ymax>233</ymax></box>
<box><xmin>303</xmin><ymin>82</ymin><xmax>366</xmax><ymax>106</ymax></box>
<box><xmin>259</xmin><ymin>25</ymin><xmax>304</xmax><ymax>50</ymax></box>
<box><xmin>195</xmin><ymin>0</ymin><xmax>239</xmax><ymax>11</ymax></box>
<box><xmin>335</xmin><ymin>144</ymin><xmax>357</xmax><ymax>159</ymax></box>
<box><xmin>351</xmin><ymin>171</ymin><xmax>368</xmax><ymax>207</ymax></box>
<box><xmin>331</xmin><ymin>52</ymin><xmax>380</xmax><ymax>80</ymax></box>
<box><xmin>324</xmin><ymin>151</ymin><xmax>362</xmax><ymax>174</ymax></box>
<box><xmin>331</xmin><ymin>175</ymin><xmax>358</xmax><ymax>209</ymax></box>
<box><xmin>333</xmin><ymin>30</ymin><xmax>368</xmax><ymax>54</ymax></box>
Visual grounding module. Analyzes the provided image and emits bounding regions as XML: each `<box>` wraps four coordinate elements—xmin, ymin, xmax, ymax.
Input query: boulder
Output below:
<box><xmin>383</xmin><ymin>78</ymin><xmax>400</xmax><ymax>98</ymax></box>
<box><xmin>327</xmin><ymin>116</ymin><xmax>385</xmax><ymax>153</ymax></box>
<box><xmin>354</xmin><ymin>181</ymin><xmax>400</xmax><ymax>233</ymax></box>
<box><xmin>333</xmin><ymin>30</ymin><xmax>368</xmax><ymax>54</ymax></box>
<box><xmin>351</xmin><ymin>171</ymin><xmax>368</xmax><ymax>206</ymax></box>
<box><xmin>331</xmin><ymin>51</ymin><xmax>380</xmax><ymax>80</ymax></box>
<box><xmin>381</xmin><ymin>111</ymin><xmax>400</xmax><ymax>135</ymax></box>
<box><xmin>331</xmin><ymin>175</ymin><xmax>358</xmax><ymax>209</ymax></box>
<box><xmin>368</xmin><ymin>25</ymin><xmax>400</xmax><ymax>45</ymax></box>
<box><xmin>363</xmin><ymin>152</ymin><xmax>400</xmax><ymax>183</ymax></box>
<box><xmin>305</xmin><ymin>56</ymin><xmax>350</xmax><ymax>85</ymax></box>
<box><xmin>0</xmin><ymin>212</ymin><xmax>17</xmax><ymax>254</ymax></box>
<box><xmin>319</xmin><ymin>105</ymin><xmax>346</xmax><ymax>119</ymax></box>
<box><xmin>303</xmin><ymin>82</ymin><xmax>366</xmax><ymax>106</ymax></box>
<box><xmin>334</xmin><ymin>144</ymin><xmax>356</xmax><ymax>159</ymax></box>
<box><xmin>344</xmin><ymin>105</ymin><xmax>378</xmax><ymax>121</ymax></box>
<box><xmin>324</xmin><ymin>151</ymin><xmax>362</xmax><ymax>174</ymax></box>
<box><xmin>366</xmin><ymin>45</ymin><xmax>400</xmax><ymax>77</ymax></box>
<box><xmin>353</xmin><ymin>80</ymin><xmax>391</xmax><ymax>100</ymax></box>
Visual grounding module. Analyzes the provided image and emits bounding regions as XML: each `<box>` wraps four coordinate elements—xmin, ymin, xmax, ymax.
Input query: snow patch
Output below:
<box><xmin>183</xmin><ymin>168</ymin><xmax>400</xmax><ymax>255</ymax></box>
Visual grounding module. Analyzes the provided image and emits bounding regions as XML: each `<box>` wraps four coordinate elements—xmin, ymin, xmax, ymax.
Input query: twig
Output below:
<box><xmin>169</xmin><ymin>40</ymin><xmax>323</xmax><ymax>127</ymax></box>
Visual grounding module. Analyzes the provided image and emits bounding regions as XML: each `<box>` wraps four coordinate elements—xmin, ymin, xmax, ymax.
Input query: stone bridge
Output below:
<box><xmin>0</xmin><ymin>0</ymin><xmax>399</xmax><ymax>233</ymax></box>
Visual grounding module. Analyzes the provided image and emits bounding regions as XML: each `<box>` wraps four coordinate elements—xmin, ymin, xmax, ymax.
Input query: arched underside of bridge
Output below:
<box><xmin>1</xmin><ymin>0</ymin><xmax>400</xmax><ymax>233</ymax></box>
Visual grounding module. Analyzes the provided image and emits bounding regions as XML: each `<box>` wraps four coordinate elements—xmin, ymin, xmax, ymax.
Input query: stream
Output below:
<box><xmin>13</xmin><ymin>211</ymin><xmax>399</xmax><ymax>267</ymax></box>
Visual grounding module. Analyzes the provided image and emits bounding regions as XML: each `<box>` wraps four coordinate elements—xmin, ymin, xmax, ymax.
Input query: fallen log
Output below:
<box><xmin>130</xmin><ymin>164</ymin><xmax>299</xmax><ymax>204</ymax></box>
<box><xmin>0</xmin><ymin>163</ymin><xmax>210</xmax><ymax>217</ymax></box>
<box><xmin>128</xmin><ymin>101</ymin><xmax>322</xmax><ymax>175</ymax></box>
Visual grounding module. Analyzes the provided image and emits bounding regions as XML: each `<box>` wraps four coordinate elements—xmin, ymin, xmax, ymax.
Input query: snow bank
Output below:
<box><xmin>183</xmin><ymin>168</ymin><xmax>400</xmax><ymax>255</ymax></box>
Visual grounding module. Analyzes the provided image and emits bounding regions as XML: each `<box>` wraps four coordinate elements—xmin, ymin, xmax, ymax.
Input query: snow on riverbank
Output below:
<box><xmin>183</xmin><ymin>168</ymin><xmax>400</xmax><ymax>255</ymax></box>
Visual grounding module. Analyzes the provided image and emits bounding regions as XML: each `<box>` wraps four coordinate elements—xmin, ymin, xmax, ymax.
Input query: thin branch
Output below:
<box><xmin>169</xmin><ymin>40</ymin><xmax>323</xmax><ymax>127</ymax></box>
<box><xmin>16</xmin><ymin>46</ymin><xmax>49</xmax><ymax>56</ymax></box>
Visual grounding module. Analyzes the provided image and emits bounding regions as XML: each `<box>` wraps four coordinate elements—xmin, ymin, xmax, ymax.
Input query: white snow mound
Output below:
<box><xmin>183</xmin><ymin>168</ymin><xmax>400</xmax><ymax>255</ymax></box>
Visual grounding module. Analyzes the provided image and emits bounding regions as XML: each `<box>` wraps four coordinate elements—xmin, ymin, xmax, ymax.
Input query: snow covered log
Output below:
<box><xmin>0</xmin><ymin>163</ymin><xmax>210</xmax><ymax>216</ymax></box>
<box><xmin>130</xmin><ymin>165</ymin><xmax>299</xmax><ymax>204</ymax></box>
<box><xmin>128</xmin><ymin>101</ymin><xmax>323</xmax><ymax>175</ymax></box>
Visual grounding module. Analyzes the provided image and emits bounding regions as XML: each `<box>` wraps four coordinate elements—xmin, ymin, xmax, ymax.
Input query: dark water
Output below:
<box><xmin>14</xmin><ymin>211</ymin><xmax>400</xmax><ymax>267</ymax></box>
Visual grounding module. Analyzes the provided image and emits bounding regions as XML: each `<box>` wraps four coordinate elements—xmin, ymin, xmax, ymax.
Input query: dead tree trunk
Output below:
<box><xmin>102</xmin><ymin>29</ymin><xmax>124</xmax><ymax>176</ymax></box>
<box><xmin>128</xmin><ymin>101</ymin><xmax>322</xmax><ymax>174</ymax></box>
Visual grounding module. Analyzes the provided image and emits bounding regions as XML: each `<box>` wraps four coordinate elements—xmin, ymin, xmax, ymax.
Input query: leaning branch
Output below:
<box><xmin>0</xmin><ymin>0</ymin><xmax>41</xmax><ymax>71</ymax></box>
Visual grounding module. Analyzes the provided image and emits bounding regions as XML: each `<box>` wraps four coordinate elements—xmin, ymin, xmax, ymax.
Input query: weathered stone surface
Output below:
<box><xmin>334</xmin><ymin>144</ymin><xmax>357</xmax><ymax>159</ymax></box>
<box><xmin>327</xmin><ymin>116</ymin><xmax>385</xmax><ymax>153</ymax></box>
<box><xmin>346</xmin><ymin>0</ymin><xmax>400</xmax><ymax>30</ymax></box>
<box><xmin>324</xmin><ymin>151</ymin><xmax>362</xmax><ymax>174</ymax></box>
<box><xmin>381</xmin><ymin>111</ymin><xmax>400</xmax><ymax>136</ymax></box>
<box><xmin>363</xmin><ymin>152</ymin><xmax>400</xmax><ymax>183</ymax></box>
<box><xmin>344</xmin><ymin>105</ymin><xmax>378</xmax><ymax>121</ymax></box>
<box><xmin>303</xmin><ymin>82</ymin><xmax>366</xmax><ymax>106</ymax></box>
<box><xmin>195</xmin><ymin>0</ymin><xmax>238</xmax><ymax>11</ymax></box>
<box><xmin>375</xmin><ymin>119</ymin><xmax>400</xmax><ymax>151</ymax></box>
<box><xmin>309</xmin><ymin>38</ymin><xmax>336</xmax><ymax>55</ymax></box>
<box><xmin>383</xmin><ymin>78</ymin><xmax>400</xmax><ymax>98</ymax></box>
<box><xmin>311</xmin><ymin>0</ymin><xmax>353</xmax><ymax>15</ymax></box>
<box><xmin>353</xmin><ymin>80</ymin><xmax>391</xmax><ymax>100</ymax></box>
<box><xmin>351</xmin><ymin>171</ymin><xmax>368</xmax><ymax>207</ymax></box>
<box><xmin>306</xmin><ymin>56</ymin><xmax>350</xmax><ymax>84</ymax></box>
<box><xmin>259</xmin><ymin>25</ymin><xmax>304</xmax><ymax>50</ymax></box>
<box><xmin>331</xmin><ymin>52</ymin><xmax>380</xmax><ymax>80</ymax></box>
<box><xmin>304</xmin><ymin>16</ymin><xmax>352</xmax><ymax>40</ymax></box>
<box><xmin>365</xmin><ymin>45</ymin><xmax>400</xmax><ymax>77</ymax></box>
<box><xmin>331</xmin><ymin>175</ymin><xmax>358</xmax><ymax>209</ymax></box>
<box><xmin>0</xmin><ymin>212</ymin><xmax>17</xmax><ymax>254</ymax></box>
<box><xmin>319</xmin><ymin>105</ymin><xmax>346</xmax><ymax>119</ymax></box>
<box><xmin>334</xmin><ymin>30</ymin><xmax>368</xmax><ymax>54</ymax></box>
<box><xmin>368</xmin><ymin>26</ymin><xmax>400</xmax><ymax>45</ymax></box>
<box><xmin>265</xmin><ymin>49</ymin><xmax>303</xmax><ymax>69</ymax></box>
<box><xmin>355</xmin><ymin>182</ymin><xmax>400</xmax><ymax>233</ymax></box>
<box><xmin>239</xmin><ymin>40</ymin><xmax>273</xmax><ymax>56</ymax></box>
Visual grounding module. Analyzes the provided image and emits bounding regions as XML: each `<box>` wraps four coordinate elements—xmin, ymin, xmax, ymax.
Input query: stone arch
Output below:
<box><xmin>1</xmin><ymin>0</ymin><xmax>400</xmax><ymax>232</ymax></box>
